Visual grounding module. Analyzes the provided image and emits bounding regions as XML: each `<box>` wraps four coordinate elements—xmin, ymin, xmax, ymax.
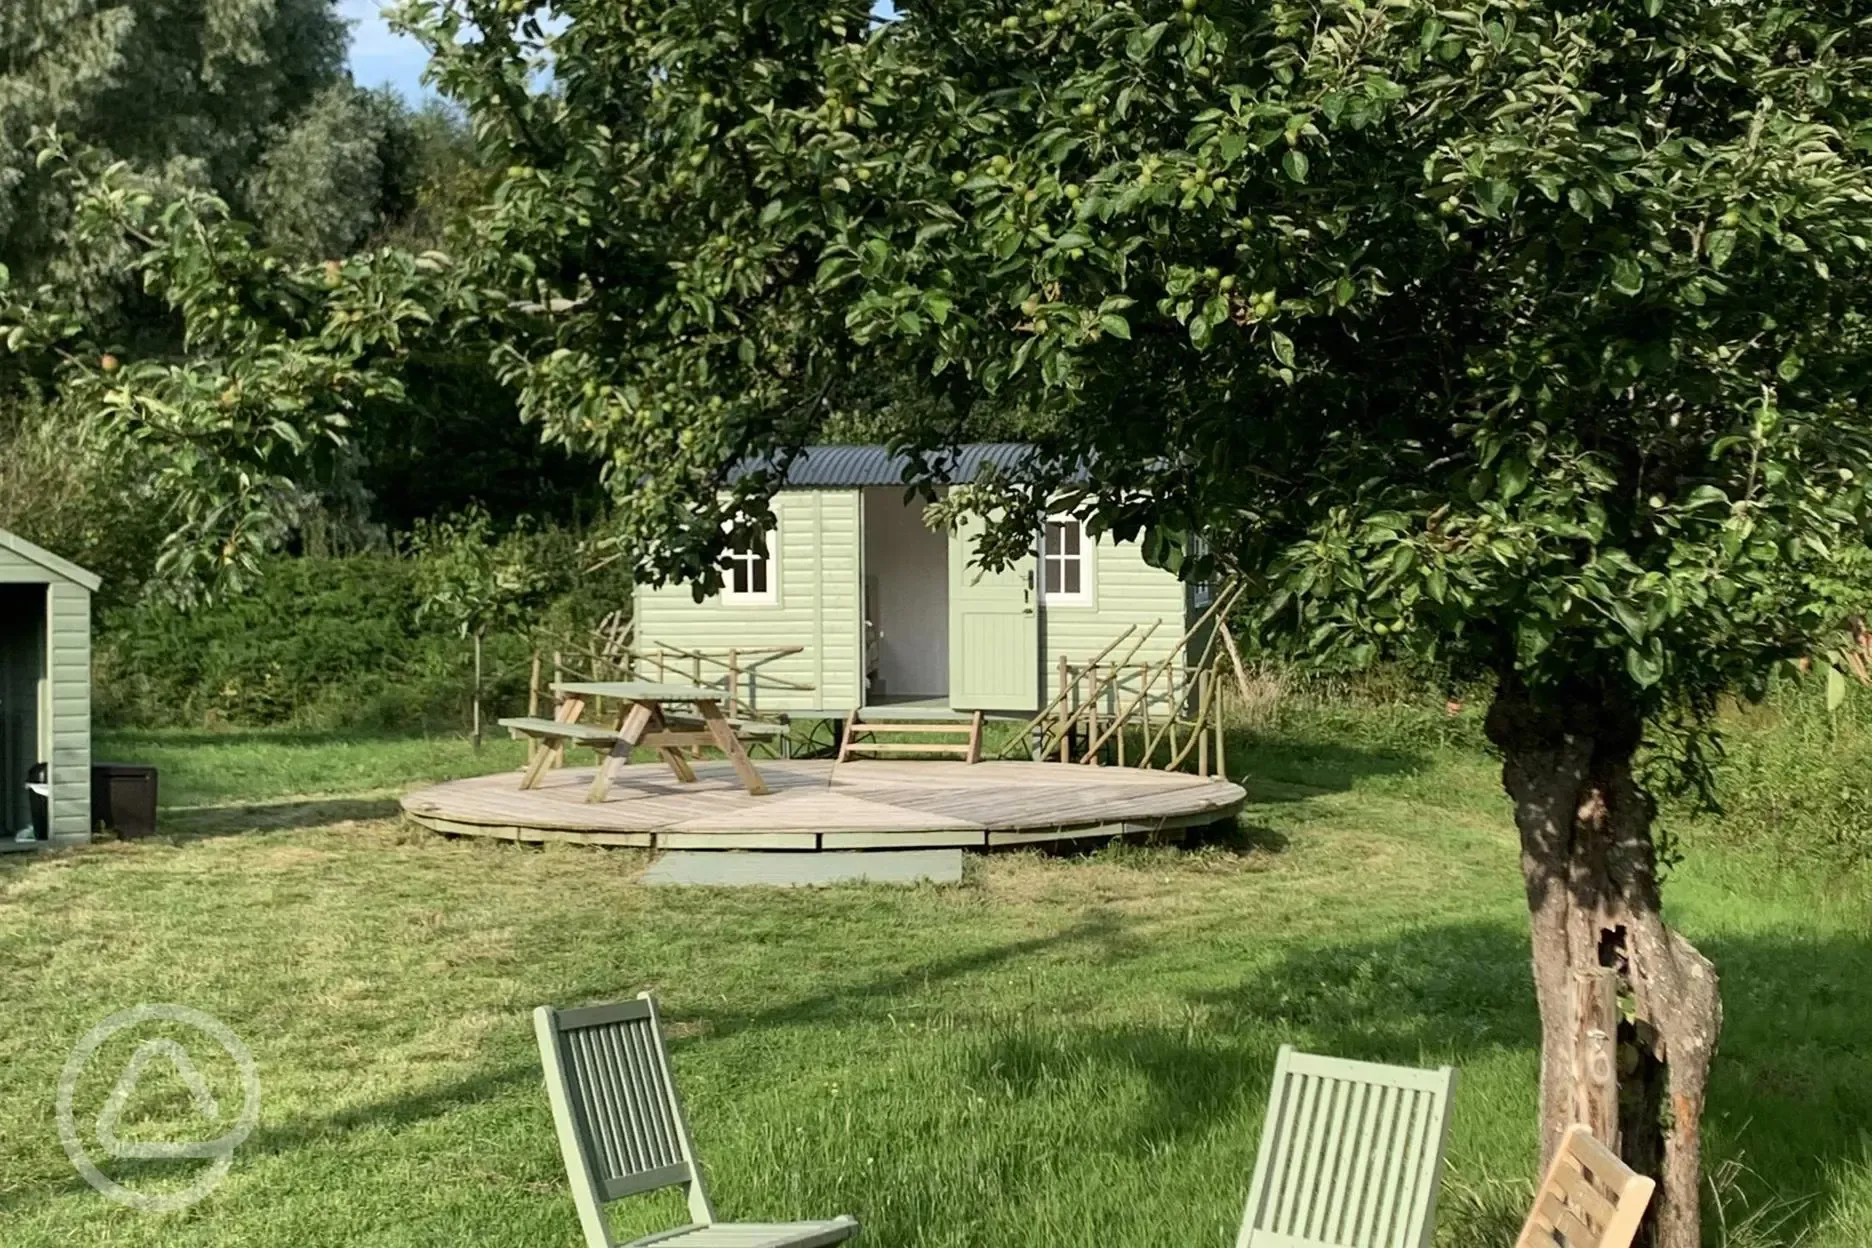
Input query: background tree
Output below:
<box><xmin>0</xmin><ymin>6</ymin><xmax>584</xmax><ymax>594</ymax></box>
<box><xmin>409</xmin><ymin>504</ymin><xmax>592</xmax><ymax>746</ymax></box>
<box><xmin>1</xmin><ymin>0</ymin><xmax>348</xmax><ymax>311</ymax></box>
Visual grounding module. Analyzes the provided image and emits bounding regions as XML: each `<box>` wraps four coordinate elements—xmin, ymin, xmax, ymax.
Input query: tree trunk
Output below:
<box><xmin>1486</xmin><ymin>678</ymin><xmax>1722</xmax><ymax>1248</ymax></box>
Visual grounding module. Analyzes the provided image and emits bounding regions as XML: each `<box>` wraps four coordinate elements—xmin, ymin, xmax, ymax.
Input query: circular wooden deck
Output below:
<box><xmin>400</xmin><ymin>760</ymin><xmax>1247</xmax><ymax>850</ymax></box>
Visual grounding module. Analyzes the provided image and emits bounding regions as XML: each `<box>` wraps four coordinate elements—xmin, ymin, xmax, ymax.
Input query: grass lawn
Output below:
<box><xmin>1</xmin><ymin>718</ymin><xmax>1868</xmax><ymax>1246</ymax></box>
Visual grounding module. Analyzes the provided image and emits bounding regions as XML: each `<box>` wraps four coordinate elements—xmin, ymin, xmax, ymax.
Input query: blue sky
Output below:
<box><xmin>342</xmin><ymin>1</ymin><xmax>901</xmax><ymax>103</ymax></box>
<box><xmin>343</xmin><ymin>0</ymin><xmax>435</xmax><ymax>101</ymax></box>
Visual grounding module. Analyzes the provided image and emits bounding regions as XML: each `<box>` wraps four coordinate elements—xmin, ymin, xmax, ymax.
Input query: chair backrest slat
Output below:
<box><xmin>1515</xmin><ymin>1126</ymin><xmax>1656</xmax><ymax>1248</ymax></box>
<box><xmin>535</xmin><ymin>995</ymin><xmax>711</xmax><ymax>1248</ymax></box>
<box><xmin>1238</xmin><ymin>1047</ymin><xmax>1459</xmax><ymax>1248</ymax></box>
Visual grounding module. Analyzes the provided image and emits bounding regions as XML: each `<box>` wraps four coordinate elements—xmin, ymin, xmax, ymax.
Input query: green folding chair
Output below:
<box><xmin>534</xmin><ymin>994</ymin><xmax>860</xmax><ymax>1248</ymax></box>
<box><xmin>1236</xmin><ymin>1046</ymin><xmax>1459</xmax><ymax>1248</ymax></box>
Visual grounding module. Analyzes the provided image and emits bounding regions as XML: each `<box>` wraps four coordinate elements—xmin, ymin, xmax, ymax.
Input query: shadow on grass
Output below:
<box><xmin>965</xmin><ymin>917</ymin><xmax>1872</xmax><ymax>1243</ymax></box>
<box><xmin>1220</xmin><ymin>730</ymin><xmax>1434</xmax><ymax>801</ymax></box>
<box><xmin>671</xmin><ymin>913</ymin><xmax>1143</xmax><ymax>1042</ymax></box>
<box><xmin>152</xmin><ymin>796</ymin><xmax>407</xmax><ymax>840</ymax></box>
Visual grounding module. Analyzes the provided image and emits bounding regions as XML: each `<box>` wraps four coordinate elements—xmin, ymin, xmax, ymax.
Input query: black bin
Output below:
<box><xmin>92</xmin><ymin>763</ymin><xmax>159</xmax><ymax>839</ymax></box>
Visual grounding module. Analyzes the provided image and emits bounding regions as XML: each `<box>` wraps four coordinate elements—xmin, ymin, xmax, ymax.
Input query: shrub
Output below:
<box><xmin>95</xmin><ymin>550</ymin><xmax>631</xmax><ymax>731</ymax></box>
<box><xmin>1677</xmin><ymin>671</ymin><xmax>1872</xmax><ymax>869</ymax></box>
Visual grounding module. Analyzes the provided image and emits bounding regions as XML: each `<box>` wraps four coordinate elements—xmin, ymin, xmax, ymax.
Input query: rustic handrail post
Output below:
<box><xmin>1197</xmin><ymin>669</ymin><xmax>1211</xmax><ymax>777</ymax></box>
<box><xmin>1214</xmin><ymin>669</ymin><xmax>1227</xmax><ymax>779</ymax></box>
<box><xmin>1108</xmin><ymin>669</ymin><xmax>1123</xmax><ymax>767</ymax></box>
<box><xmin>1130</xmin><ymin>662</ymin><xmax>1145</xmax><ymax>770</ymax></box>
<box><xmin>1084</xmin><ymin>664</ymin><xmax>1101</xmax><ymax>765</ymax></box>
<box><xmin>727</xmin><ymin>648</ymin><xmax>740</xmax><ymax>717</ymax></box>
<box><xmin>1057</xmin><ymin>655</ymin><xmax>1072</xmax><ymax>762</ymax></box>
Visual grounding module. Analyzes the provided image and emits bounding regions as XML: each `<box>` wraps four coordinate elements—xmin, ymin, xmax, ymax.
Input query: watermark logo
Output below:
<box><xmin>57</xmin><ymin>1004</ymin><xmax>260</xmax><ymax>1212</ymax></box>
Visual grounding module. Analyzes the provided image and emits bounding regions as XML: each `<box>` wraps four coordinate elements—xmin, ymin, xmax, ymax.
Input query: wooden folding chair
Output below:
<box><xmin>1236</xmin><ymin>1046</ymin><xmax>1460</xmax><ymax>1248</ymax></box>
<box><xmin>534</xmin><ymin>994</ymin><xmax>860</xmax><ymax>1248</ymax></box>
<box><xmin>1515</xmin><ymin>1125</ymin><xmax>1656</xmax><ymax>1248</ymax></box>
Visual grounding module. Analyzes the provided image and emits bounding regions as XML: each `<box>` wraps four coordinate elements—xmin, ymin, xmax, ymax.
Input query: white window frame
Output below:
<box><xmin>720</xmin><ymin>520</ymin><xmax>778</xmax><ymax>606</ymax></box>
<box><xmin>1040</xmin><ymin>514</ymin><xmax>1094</xmax><ymax>608</ymax></box>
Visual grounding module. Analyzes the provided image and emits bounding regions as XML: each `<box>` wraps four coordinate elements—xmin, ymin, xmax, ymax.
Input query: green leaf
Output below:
<box><xmin>1270</xmin><ymin>331</ymin><xmax>1296</xmax><ymax>368</ymax></box>
<box><xmin>1610</xmin><ymin>257</ymin><xmax>1644</xmax><ymax>295</ymax></box>
<box><xmin>1626</xmin><ymin>647</ymin><xmax>1664</xmax><ymax>688</ymax></box>
<box><xmin>1099</xmin><ymin>313</ymin><xmax>1132</xmax><ymax>340</ymax></box>
<box><xmin>1281</xmin><ymin>149</ymin><xmax>1309</xmax><ymax>184</ymax></box>
<box><xmin>1612</xmin><ymin>600</ymin><xmax>1646</xmax><ymax>643</ymax></box>
<box><xmin>1126</xmin><ymin>21</ymin><xmax>1169</xmax><ymax>61</ymax></box>
<box><xmin>1707</xmin><ymin>228</ymin><xmax>1737</xmax><ymax>270</ymax></box>
<box><xmin>1777</xmin><ymin>351</ymin><xmax>1804</xmax><ymax>382</ymax></box>
<box><xmin>1498</xmin><ymin>455</ymin><xmax>1530</xmax><ymax>502</ymax></box>
<box><xmin>1827</xmin><ymin>665</ymin><xmax>1848</xmax><ymax>713</ymax></box>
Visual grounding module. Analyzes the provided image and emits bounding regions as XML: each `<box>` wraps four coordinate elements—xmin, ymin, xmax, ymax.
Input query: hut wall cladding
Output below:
<box><xmin>633</xmin><ymin>490</ymin><xmax>864</xmax><ymax>711</ymax></box>
<box><xmin>1041</xmin><ymin>536</ymin><xmax>1192</xmax><ymax>706</ymax></box>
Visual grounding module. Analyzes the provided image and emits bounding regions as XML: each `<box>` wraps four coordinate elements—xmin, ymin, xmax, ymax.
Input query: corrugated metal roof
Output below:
<box><xmin>732</xmin><ymin>443</ymin><xmax>1044</xmax><ymax>489</ymax></box>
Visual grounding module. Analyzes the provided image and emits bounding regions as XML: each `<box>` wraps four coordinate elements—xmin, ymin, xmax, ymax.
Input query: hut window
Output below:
<box><xmin>1042</xmin><ymin>516</ymin><xmax>1093</xmax><ymax>607</ymax></box>
<box><xmin>722</xmin><ymin>531</ymin><xmax>776</xmax><ymax>605</ymax></box>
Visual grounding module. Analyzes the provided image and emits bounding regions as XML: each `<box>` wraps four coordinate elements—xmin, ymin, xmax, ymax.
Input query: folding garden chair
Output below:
<box><xmin>1515</xmin><ymin>1125</ymin><xmax>1655</xmax><ymax>1248</ymax></box>
<box><xmin>1236</xmin><ymin>1045</ymin><xmax>1460</xmax><ymax>1248</ymax></box>
<box><xmin>534</xmin><ymin>994</ymin><xmax>860</xmax><ymax>1248</ymax></box>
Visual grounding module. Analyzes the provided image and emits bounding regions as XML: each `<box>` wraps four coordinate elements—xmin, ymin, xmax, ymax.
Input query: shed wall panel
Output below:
<box><xmin>47</xmin><ymin>580</ymin><xmax>90</xmax><ymax>841</ymax></box>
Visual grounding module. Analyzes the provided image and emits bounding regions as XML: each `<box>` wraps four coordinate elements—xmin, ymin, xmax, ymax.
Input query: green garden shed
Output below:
<box><xmin>0</xmin><ymin>529</ymin><xmax>96</xmax><ymax>848</ymax></box>
<box><xmin>633</xmin><ymin>444</ymin><xmax>1207</xmax><ymax>715</ymax></box>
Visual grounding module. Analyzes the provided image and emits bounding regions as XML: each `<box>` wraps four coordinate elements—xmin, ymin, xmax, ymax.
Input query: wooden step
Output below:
<box><xmin>838</xmin><ymin>708</ymin><xmax>984</xmax><ymax>764</ymax></box>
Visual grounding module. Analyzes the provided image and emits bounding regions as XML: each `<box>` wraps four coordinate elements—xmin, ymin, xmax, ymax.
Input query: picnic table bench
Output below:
<box><xmin>499</xmin><ymin>714</ymin><xmax>786</xmax><ymax>756</ymax></box>
<box><xmin>500</xmin><ymin>681</ymin><xmax>773</xmax><ymax>801</ymax></box>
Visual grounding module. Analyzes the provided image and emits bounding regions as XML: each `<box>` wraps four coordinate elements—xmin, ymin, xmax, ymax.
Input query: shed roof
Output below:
<box><xmin>0</xmin><ymin>529</ymin><xmax>101</xmax><ymax>591</ymax></box>
<box><xmin>732</xmin><ymin>443</ymin><xmax>1045</xmax><ymax>489</ymax></box>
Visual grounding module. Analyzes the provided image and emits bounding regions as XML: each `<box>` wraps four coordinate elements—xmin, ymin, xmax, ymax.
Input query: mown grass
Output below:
<box><xmin>0</xmin><ymin>712</ymin><xmax>1866</xmax><ymax>1245</ymax></box>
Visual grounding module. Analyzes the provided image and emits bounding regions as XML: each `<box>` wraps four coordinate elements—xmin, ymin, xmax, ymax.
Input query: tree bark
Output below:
<box><xmin>1486</xmin><ymin>677</ymin><xmax>1722</xmax><ymax>1248</ymax></box>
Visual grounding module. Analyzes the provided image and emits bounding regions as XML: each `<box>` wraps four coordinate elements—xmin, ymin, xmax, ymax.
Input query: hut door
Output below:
<box><xmin>947</xmin><ymin>513</ymin><xmax>1038</xmax><ymax>710</ymax></box>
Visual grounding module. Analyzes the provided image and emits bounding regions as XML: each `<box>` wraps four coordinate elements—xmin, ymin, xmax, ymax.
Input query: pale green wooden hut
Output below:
<box><xmin>633</xmin><ymin>444</ymin><xmax>1205</xmax><ymax>715</ymax></box>
<box><xmin>0</xmin><ymin>529</ymin><xmax>97</xmax><ymax>847</ymax></box>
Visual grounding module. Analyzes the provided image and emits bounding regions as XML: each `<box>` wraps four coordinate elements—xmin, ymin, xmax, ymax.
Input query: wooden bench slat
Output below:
<box><xmin>499</xmin><ymin>717</ymin><xmax>620</xmax><ymax>743</ymax></box>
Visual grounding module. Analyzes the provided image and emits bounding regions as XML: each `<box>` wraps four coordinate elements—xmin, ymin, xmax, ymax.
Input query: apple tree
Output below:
<box><xmin>389</xmin><ymin>1</ymin><xmax>1872</xmax><ymax>1239</ymax></box>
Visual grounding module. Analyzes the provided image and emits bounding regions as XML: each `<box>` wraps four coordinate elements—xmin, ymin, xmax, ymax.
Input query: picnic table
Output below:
<box><xmin>551</xmin><ymin>681</ymin><xmax>771</xmax><ymax>801</ymax></box>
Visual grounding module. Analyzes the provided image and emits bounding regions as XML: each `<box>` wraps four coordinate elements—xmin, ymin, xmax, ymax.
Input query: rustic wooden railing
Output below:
<box><xmin>1001</xmin><ymin>581</ymin><xmax>1249</xmax><ymax>778</ymax></box>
